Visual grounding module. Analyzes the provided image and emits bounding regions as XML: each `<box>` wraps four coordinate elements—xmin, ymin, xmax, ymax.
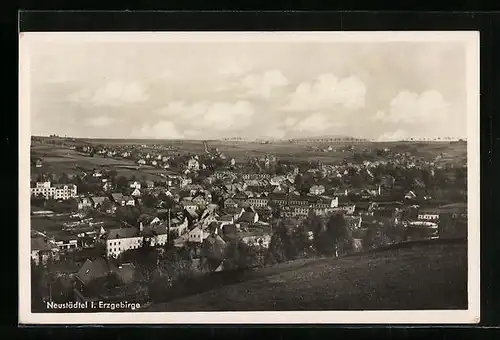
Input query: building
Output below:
<box><xmin>129</xmin><ymin>181</ymin><xmax>142</xmax><ymax>190</ymax></box>
<box><xmin>141</xmin><ymin>223</ymin><xmax>169</xmax><ymax>247</ymax></box>
<box><xmin>30</xmin><ymin>181</ymin><xmax>78</xmax><ymax>200</ymax></box>
<box><xmin>246</xmin><ymin>197</ymin><xmax>269</xmax><ymax>208</ymax></box>
<box><xmin>53</xmin><ymin>233</ymin><xmax>79</xmax><ymax>251</ymax></box>
<box><xmin>417</xmin><ymin>209</ymin><xmax>440</xmax><ymax>221</ymax></box>
<box><xmin>187</xmin><ymin>226</ymin><xmax>209</xmax><ymax>243</ymax></box>
<box><xmin>31</xmin><ymin>237</ymin><xmax>55</xmax><ymax>265</ymax></box>
<box><xmin>106</xmin><ymin>227</ymin><xmax>143</xmax><ymax>258</ymax></box>
<box><xmin>187</xmin><ymin>158</ymin><xmax>200</xmax><ymax>171</ymax></box>
<box><xmin>309</xmin><ymin>185</ymin><xmax>326</xmax><ymax>196</ymax></box>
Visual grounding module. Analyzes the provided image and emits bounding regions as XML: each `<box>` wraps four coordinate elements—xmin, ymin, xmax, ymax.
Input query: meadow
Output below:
<box><xmin>144</xmin><ymin>239</ymin><xmax>467</xmax><ymax>311</ymax></box>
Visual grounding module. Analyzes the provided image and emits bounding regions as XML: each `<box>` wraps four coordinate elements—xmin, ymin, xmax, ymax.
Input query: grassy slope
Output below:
<box><xmin>145</xmin><ymin>240</ymin><xmax>467</xmax><ymax>311</ymax></box>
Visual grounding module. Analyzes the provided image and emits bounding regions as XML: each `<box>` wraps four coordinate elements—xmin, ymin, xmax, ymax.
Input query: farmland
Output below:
<box><xmin>144</xmin><ymin>240</ymin><xmax>467</xmax><ymax>311</ymax></box>
<box><xmin>32</xmin><ymin>137</ymin><xmax>467</xmax><ymax>168</ymax></box>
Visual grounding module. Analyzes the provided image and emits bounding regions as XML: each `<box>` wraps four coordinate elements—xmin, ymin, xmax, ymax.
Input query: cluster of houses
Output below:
<box><xmin>30</xmin><ymin>181</ymin><xmax>78</xmax><ymax>200</ymax></box>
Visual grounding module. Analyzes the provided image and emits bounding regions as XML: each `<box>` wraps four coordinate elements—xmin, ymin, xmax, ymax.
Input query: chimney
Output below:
<box><xmin>139</xmin><ymin>222</ymin><xmax>144</xmax><ymax>232</ymax></box>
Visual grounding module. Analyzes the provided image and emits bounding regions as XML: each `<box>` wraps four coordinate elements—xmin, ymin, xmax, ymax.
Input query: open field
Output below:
<box><xmin>144</xmin><ymin>239</ymin><xmax>467</xmax><ymax>311</ymax></box>
<box><xmin>33</xmin><ymin>138</ymin><xmax>467</xmax><ymax>166</ymax></box>
<box><xmin>31</xmin><ymin>144</ymin><xmax>168</xmax><ymax>180</ymax></box>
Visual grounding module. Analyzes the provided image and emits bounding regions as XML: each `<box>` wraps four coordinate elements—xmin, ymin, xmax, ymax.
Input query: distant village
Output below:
<box><xmin>29</xmin><ymin>136</ymin><xmax>468</xmax><ymax>311</ymax></box>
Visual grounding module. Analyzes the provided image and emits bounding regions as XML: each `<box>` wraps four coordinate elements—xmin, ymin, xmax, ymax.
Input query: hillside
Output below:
<box><xmin>144</xmin><ymin>240</ymin><xmax>467</xmax><ymax>311</ymax></box>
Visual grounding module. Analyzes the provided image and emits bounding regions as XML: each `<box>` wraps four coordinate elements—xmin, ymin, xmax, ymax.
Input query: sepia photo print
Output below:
<box><xmin>19</xmin><ymin>31</ymin><xmax>480</xmax><ymax>324</ymax></box>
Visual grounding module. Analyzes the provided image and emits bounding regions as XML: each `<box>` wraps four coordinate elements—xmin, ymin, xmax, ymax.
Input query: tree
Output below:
<box><xmin>323</xmin><ymin>214</ymin><xmax>350</xmax><ymax>257</ymax></box>
<box><xmin>108</xmin><ymin>169</ymin><xmax>118</xmax><ymax>180</ymax></box>
<box><xmin>224</xmin><ymin>240</ymin><xmax>259</xmax><ymax>270</ymax></box>
<box><xmin>141</xmin><ymin>194</ymin><xmax>158</xmax><ymax>208</ymax></box>
<box><xmin>292</xmin><ymin>223</ymin><xmax>312</xmax><ymax>257</ymax></box>
<box><xmin>116</xmin><ymin>176</ymin><xmax>129</xmax><ymax>191</ymax></box>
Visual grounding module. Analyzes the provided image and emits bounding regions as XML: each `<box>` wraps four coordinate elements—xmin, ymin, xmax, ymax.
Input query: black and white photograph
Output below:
<box><xmin>19</xmin><ymin>31</ymin><xmax>480</xmax><ymax>324</ymax></box>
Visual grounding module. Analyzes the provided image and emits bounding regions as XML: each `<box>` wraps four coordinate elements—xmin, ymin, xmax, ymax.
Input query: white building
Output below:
<box><xmin>30</xmin><ymin>181</ymin><xmax>78</xmax><ymax>200</ymax></box>
<box><xmin>106</xmin><ymin>227</ymin><xmax>143</xmax><ymax>258</ymax></box>
<box><xmin>187</xmin><ymin>158</ymin><xmax>200</xmax><ymax>171</ymax></box>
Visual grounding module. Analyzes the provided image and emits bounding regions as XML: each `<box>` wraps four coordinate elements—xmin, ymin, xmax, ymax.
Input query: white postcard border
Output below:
<box><xmin>19</xmin><ymin>31</ymin><xmax>480</xmax><ymax>324</ymax></box>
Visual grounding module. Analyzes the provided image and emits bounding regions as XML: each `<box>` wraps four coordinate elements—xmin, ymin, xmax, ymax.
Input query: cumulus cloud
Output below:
<box><xmin>376</xmin><ymin>90</ymin><xmax>451</xmax><ymax>124</ymax></box>
<box><xmin>259</xmin><ymin>127</ymin><xmax>286</xmax><ymax>140</ymax></box>
<box><xmin>156</xmin><ymin>100</ymin><xmax>255</xmax><ymax>132</ymax></box>
<box><xmin>283</xmin><ymin>74</ymin><xmax>366</xmax><ymax>111</ymax></box>
<box><xmin>291</xmin><ymin>112</ymin><xmax>344</xmax><ymax>133</ymax></box>
<box><xmin>377</xmin><ymin>129</ymin><xmax>408</xmax><ymax>142</ymax></box>
<box><xmin>239</xmin><ymin>70</ymin><xmax>289</xmax><ymax>98</ymax></box>
<box><xmin>132</xmin><ymin>121</ymin><xmax>184</xmax><ymax>139</ymax></box>
<box><xmin>69</xmin><ymin>81</ymin><xmax>149</xmax><ymax>107</ymax></box>
<box><xmin>284</xmin><ymin>117</ymin><xmax>298</xmax><ymax>127</ymax></box>
<box><xmin>86</xmin><ymin>116</ymin><xmax>116</xmax><ymax>127</ymax></box>
<box><xmin>218</xmin><ymin>61</ymin><xmax>252</xmax><ymax>77</ymax></box>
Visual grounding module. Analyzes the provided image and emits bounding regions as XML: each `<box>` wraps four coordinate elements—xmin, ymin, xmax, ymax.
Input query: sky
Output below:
<box><xmin>27</xmin><ymin>36</ymin><xmax>469</xmax><ymax>141</ymax></box>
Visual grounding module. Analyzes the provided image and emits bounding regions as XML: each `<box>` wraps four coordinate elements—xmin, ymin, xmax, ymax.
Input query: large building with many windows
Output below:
<box><xmin>30</xmin><ymin>181</ymin><xmax>78</xmax><ymax>200</ymax></box>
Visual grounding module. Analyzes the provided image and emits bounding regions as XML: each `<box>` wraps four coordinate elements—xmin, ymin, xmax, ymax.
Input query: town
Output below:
<box><xmin>30</xmin><ymin>135</ymin><xmax>468</xmax><ymax>312</ymax></box>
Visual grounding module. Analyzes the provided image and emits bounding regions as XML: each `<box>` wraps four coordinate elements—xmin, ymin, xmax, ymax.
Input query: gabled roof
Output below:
<box><xmin>31</xmin><ymin>237</ymin><xmax>51</xmax><ymax>251</ymax></box>
<box><xmin>106</xmin><ymin>227</ymin><xmax>140</xmax><ymax>240</ymax></box>
<box><xmin>239</xmin><ymin>211</ymin><xmax>257</xmax><ymax>223</ymax></box>
<box><xmin>219</xmin><ymin>214</ymin><xmax>234</xmax><ymax>222</ymax></box>
<box><xmin>110</xmin><ymin>193</ymin><xmax>124</xmax><ymax>201</ymax></box>
<box><xmin>76</xmin><ymin>258</ymin><xmax>116</xmax><ymax>285</ymax></box>
<box><xmin>142</xmin><ymin>223</ymin><xmax>168</xmax><ymax>236</ymax></box>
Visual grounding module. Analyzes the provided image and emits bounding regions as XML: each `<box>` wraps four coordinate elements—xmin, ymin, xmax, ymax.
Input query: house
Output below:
<box><xmin>31</xmin><ymin>237</ymin><xmax>54</xmax><ymax>265</ymax></box>
<box><xmin>77</xmin><ymin>197</ymin><xmax>93</xmax><ymax>210</ymax></box>
<box><xmin>110</xmin><ymin>193</ymin><xmax>135</xmax><ymax>206</ymax></box>
<box><xmin>187</xmin><ymin>157</ymin><xmax>200</xmax><ymax>171</ymax></box>
<box><xmin>246</xmin><ymin>197</ymin><xmax>269</xmax><ymax>208</ymax></box>
<box><xmin>200</xmin><ymin>234</ymin><xmax>227</xmax><ymax>272</ymax></box>
<box><xmin>405</xmin><ymin>190</ymin><xmax>417</xmax><ymax>200</ymax></box>
<box><xmin>106</xmin><ymin>227</ymin><xmax>143</xmax><ymax>258</ymax></box>
<box><xmin>129</xmin><ymin>181</ymin><xmax>142</xmax><ymax>190</ymax></box>
<box><xmin>239</xmin><ymin>211</ymin><xmax>259</xmax><ymax>224</ymax></box>
<box><xmin>53</xmin><ymin>233</ymin><xmax>79</xmax><ymax>251</ymax></box>
<box><xmin>35</xmin><ymin>159</ymin><xmax>43</xmax><ymax>168</ymax></box>
<box><xmin>309</xmin><ymin>185</ymin><xmax>326</xmax><ymax>196</ymax></box>
<box><xmin>224</xmin><ymin>198</ymin><xmax>238</xmax><ymax>209</ymax></box>
<box><xmin>180</xmin><ymin>177</ymin><xmax>193</xmax><ymax>187</ymax></box>
<box><xmin>240</xmin><ymin>232</ymin><xmax>271</xmax><ymax>249</ymax></box>
<box><xmin>181</xmin><ymin>198</ymin><xmax>198</xmax><ymax>211</ymax></box>
<box><xmin>131</xmin><ymin>188</ymin><xmax>142</xmax><ymax>197</ymax></box>
<box><xmin>417</xmin><ymin>208</ymin><xmax>440</xmax><ymax>221</ymax></box>
<box><xmin>345</xmin><ymin>216</ymin><xmax>363</xmax><ymax>230</ymax></box>
<box><xmin>91</xmin><ymin>196</ymin><xmax>108</xmax><ymax>208</ymax></box>
<box><xmin>187</xmin><ymin>226</ymin><xmax>209</xmax><ymax>244</ymax></box>
<box><xmin>146</xmin><ymin>180</ymin><xmax>155</xmax><ymax>189</ymax></box>
<box><xmin>218</xmin><ymin>214</ymin><xmax>235</xmax><ymax>225</ymax></box>
<box><xmin>141</xmin><ymin>223</ymin><xmax>169</xmax><ymax>247</ymax></box>
<box><xmin>30</xmin><ymin>181</ymin><xmax>78</xmax><ymax>200</ymax></box>
<box><xmin>192</xmin><ymin>195</ymin><xmax>208</xmax><ymax>208</ymax></box>
<box><xmin>137</xmin><ymin>159</ymin><xmax>146</xmax><ymax>165</ymax></box>
<box><xmin>224</xmin><ymin>207</ymin><xmax>245</xmax><ymax>221</ymax></box>
<box><xmin>102</xmin><ymin>182</ymin><xmax>113</xmax><ymax>192</ymax></box>
<box><xmin>170</xmin><ymin>217</ymin><xmax>189</xmax><ymax>236</ymax></box>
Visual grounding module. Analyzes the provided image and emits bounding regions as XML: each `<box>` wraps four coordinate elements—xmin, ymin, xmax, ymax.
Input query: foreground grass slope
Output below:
<box><xmin>145</xmin><ymin>241</ymin><xmax>467</xmax><ymax>311</ymax></box>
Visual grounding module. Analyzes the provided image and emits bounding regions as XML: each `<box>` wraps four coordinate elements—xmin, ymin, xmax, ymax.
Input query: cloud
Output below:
<box><xmin>69</xmin><ymin>81</ymin><xmax>149</xmax><ymax>107</ymax></box>
<box><xmin>378</xmin><ymin>129</ymin><xmax>408</xmax><ymax>142</ymax></box>
<box><xmin>218</xmin><ymin>61</ymin><xmax>252</xmax><ymax>77</ymax></box>
<box><xmin>260</xmin><ymin>127</ymin><xmax>286</xmax><ymax>140</ymax></box>
<box><xmin>283</xmin><ymin>74</ymin><xmax>366</xmax><ymax>111</ymax></box>
<box><xmin>239</xmin><ymin>70</ymin><xmax>289</xmax><ymax>98</ymax></box>
<box><xmin>376</xmin><ymin>90</ymin><xmax>451</xmax><ymax>124</ymax></box>
<box><xmin>132</xmin><ymin>121</ymin><xmax>184</xmax><ymax>139</ymax></box>
<box><xmin>86</xmin><ymin>116</ymin><xmax>116</xmax><ymax>127</ymax></box>
<box><xmin>284</xmin><ymin>117</ymin><xmax>298</xmax><ymax>128</ymax></box>
<box><xmin>156</xmin><ymin>100</ymin><xmax>255</xmax><ymax>132</ymax></box>
<box><xmin>291</xmin><ymin>112</ymin><xmax>344</xmax><ymax>133</ymax></box>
